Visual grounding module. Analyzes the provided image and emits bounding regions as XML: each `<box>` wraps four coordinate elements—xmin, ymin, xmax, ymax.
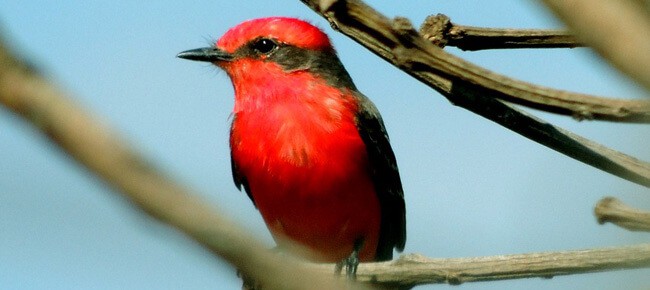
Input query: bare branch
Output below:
<box><xmin>418</xmin><ymin>14</ymin><xmax>649</xmax><ymax>124</ymax></box>
<box><xmin>309</xmin><ymin>244</ymin><xmax>650</xmax><ymax>288</ymax></box>
<box><xmin>299</xmin><ymin>0</ymin><xmax>650</xmax><ymax>187</ymax></box>
<box><xmin>302</xmin><ymin>2</ymin><xmax>650</xmax><ymax>124</ymax></box>
<box><xmin>408</xmin><ymin>19</ymin><xmax>650</xmax><ymax>123</ymax></box>
<box><xmin>398</xmin><ymin>40</ymin><xmax>650</xmax><ymax>123</ymax></box>
<box><xmin>540</xmin><ymin>0</ymin><xmax>650</xmax><ymax>92</ymax></box>
<box><xmin>419</xmin><ymin>14</ymin><xmax>584</xmax><ymax>50</ymax></box>
<box><xmin>595</xmin><ymin>197</ymin><xmax>650</xmax><ymax>232</ymax></box>
<box><xmin>0</xmin><ymin>29</ymin><xmax>368</xmax><ymax>290</ymax></box>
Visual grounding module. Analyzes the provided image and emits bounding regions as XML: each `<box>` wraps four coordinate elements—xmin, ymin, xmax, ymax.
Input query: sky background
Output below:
<box><xmin>1</xmin><ymin>1</ymin><xmax>649</xmax><ymax>289</ymax></box>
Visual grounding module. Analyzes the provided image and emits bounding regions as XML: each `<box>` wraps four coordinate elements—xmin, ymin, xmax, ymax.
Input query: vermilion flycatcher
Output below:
<box><xmin>178</xmin><ymin>17</ymin><xmax>405</xmax><ymax>271</ymax></box>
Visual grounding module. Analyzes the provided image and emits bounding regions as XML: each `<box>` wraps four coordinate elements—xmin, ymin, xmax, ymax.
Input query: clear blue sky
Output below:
<box><xmin>1</xmin><ymin>1</ymin><xmax>648</xmax><ymax>289</ymax></box>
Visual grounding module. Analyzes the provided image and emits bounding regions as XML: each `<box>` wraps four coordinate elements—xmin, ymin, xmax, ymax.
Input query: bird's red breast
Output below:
<box><xmin>229</xmin><ymin>60</ymin><xmax>381</xmax><ymax>262</ymax></box>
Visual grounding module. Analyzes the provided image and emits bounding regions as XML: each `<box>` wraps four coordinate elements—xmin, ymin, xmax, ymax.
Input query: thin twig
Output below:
<box><xmin>299</xmin><ymin>0</ymin><xmax>650</xmax><ymax>188</ymax></box>
<box><xmin>595</xmin><ymin>197</ymin><xmax>650</xmax><ymax>232</ymax></box>
<box><xmin>541</xmin><ymin>0</ymin><xmax>650</xmax><ymax>92</ymax></box>
<box><xmin>419</xmin><ymin>14</ymin><xmax>583</xmax><ymax>50</ymax></box>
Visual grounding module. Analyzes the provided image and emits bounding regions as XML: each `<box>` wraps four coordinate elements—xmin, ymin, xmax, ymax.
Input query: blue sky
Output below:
<box><xmin>1</xmin><ymin>1</ymin><xmax>649</xmax><ymax>289</ymax></box>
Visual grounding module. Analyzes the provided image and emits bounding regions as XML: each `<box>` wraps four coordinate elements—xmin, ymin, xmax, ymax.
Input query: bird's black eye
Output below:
<box><xmin>250</xmin><ymin>38</ymin><xmax>278</xmax><ymax>55</ymax></box>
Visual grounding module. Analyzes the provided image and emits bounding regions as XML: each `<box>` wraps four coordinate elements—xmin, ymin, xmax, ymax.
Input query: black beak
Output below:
<box><xmin>176</xmin><ymin>47</ymin><xmax>234</xmax><ymax>62</ymax></box>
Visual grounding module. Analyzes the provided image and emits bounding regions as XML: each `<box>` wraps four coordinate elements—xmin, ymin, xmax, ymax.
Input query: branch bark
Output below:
<box><xmin>299</xmin><ymin>0</ymin><xmax>650</xmax><ymax>188</ymax></box>
<box><xmin>419</xmin><ymin>14</ymin><xmax>584</xmax><ymax>50</ymax></box>
<box><xmin>595</xmin><ymin>197</ymin><xmax>650</xmax><ymax>232</ymax></box>
<box><xmin>318</xmin><ymin>3</ymin><xmax>650</xmax><ymax>123</ymax></box>
<box><xmin>314</xmin><ymin>244</ymin><xmax>650</xmax><ymax>288</ymax></box>
<box><xmin>540</xmin><ymin>0</ymin><xmax>650</xmax><ymax>92</ymax></box>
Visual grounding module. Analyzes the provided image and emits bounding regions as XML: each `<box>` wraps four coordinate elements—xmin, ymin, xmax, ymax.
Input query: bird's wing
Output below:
<box><xmin>354</xmin><ymin>93</ymin><xmax>406</xmax><ymax>261</ymax></box>
<box><xmin>230</xmin><ymin>119</ymin><xmax>255</xmax><ymax>207</ymax></box>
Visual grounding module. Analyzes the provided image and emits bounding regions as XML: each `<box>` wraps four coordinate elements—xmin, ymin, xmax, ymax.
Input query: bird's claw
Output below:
<box><xmin>335</xmin><ymin>249</ymin><xmax>360</xmax><ymax>279</ymax></box>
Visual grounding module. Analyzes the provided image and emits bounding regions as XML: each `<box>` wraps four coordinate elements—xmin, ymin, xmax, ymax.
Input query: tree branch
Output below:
<box><xmin>595</xmin><ymin>197</ymin><xmax>650</xmax><ymax>232</ymax></box>
<box><xmin>540</xmin><ymin>0</ymin><xmax>650</xmax><ymax>92</ymax></box>
<box><xmin>315</xmin><ymin>244</ymin><xmax>650</xmax><ymax>288</ymax></box>
<box><xmin>299</xmin><ymin>0</ymin><xmax>650</xmax><ymax>188</ymax></box>
<box><xmin>419</xmin><ymin>13</ymin><xmax>584</xmax><ymax>50</ymax></box>
<box><xmin>322</xmin><ymin>2</ymin><xmax>650</xmax><ymax>123</ymax></box>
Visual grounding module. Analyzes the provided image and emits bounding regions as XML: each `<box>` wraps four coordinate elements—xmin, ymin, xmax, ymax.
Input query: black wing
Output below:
<box><xmin>230</xmin><ymin>118</ymin><xmax>255</xmax><ymax>207</ymax></box>
<box><xmin>355</xmin><ymin>93</ymin><xmax>406</xmax><ymax>261</ymax></box>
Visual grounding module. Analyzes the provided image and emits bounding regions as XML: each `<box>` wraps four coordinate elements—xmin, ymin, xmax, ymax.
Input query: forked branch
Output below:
<box><xmin>299</xmin><ymin>0</ymin><xmax>650</xmax><ymax>188</ymax></box>
<box><xmin>417</xmin><ymin>13</ymin><xmax>649</xmax><ymax>124</ymax></box>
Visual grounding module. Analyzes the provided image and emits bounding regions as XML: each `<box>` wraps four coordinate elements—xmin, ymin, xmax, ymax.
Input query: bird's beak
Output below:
<box><xmin>177</xmin><ymin>47</ymin><xmax>234</xmax><ymax>62</ymax></box>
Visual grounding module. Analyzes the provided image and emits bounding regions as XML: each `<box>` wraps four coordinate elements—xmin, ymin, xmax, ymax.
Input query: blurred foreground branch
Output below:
<box><xmin>0</xmin><ymin>29</ymin><xmax>361</xmax><ymax>290</ymax></box>
<box><xmin>540</xmin><ymin>0</ymin><xmax>650</xmax><ymax>91</ymax></box>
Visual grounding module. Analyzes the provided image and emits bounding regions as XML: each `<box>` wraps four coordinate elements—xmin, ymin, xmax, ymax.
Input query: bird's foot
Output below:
<box><xmin>334</xmin><ymin>239</ymin><xmax>363</xmax><ymax>279</ymax></box>
<box><xmin>335</xmin><ymin>251</ymin><xmax>359</xmax><ymax>279</ymax></box>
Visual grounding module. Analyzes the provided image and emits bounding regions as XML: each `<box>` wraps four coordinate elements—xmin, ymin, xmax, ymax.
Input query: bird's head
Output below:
<box><xmin>178</xmin><ymin>17</ymin><xmax>355</xmax><ymax>94</ymax></box>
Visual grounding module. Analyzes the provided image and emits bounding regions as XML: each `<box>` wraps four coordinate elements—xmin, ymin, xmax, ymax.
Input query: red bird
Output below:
<box><xmin>178</xmin><ymin>17</ymin><xmax>405</xmax><ymax>269</ymax></box>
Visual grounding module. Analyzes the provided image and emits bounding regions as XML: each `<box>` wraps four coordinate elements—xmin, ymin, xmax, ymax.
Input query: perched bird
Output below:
<box><xmin>178</xmin><ymin>17</ymin><xmax>405</xmax><ymax>271</ymax></box>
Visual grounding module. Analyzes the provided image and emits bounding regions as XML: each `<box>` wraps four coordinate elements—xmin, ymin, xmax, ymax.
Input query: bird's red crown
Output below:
<box><xmin>216</xmin><ymin>17</ymin><xmax>332</xmax><ymax>52</ymax></box>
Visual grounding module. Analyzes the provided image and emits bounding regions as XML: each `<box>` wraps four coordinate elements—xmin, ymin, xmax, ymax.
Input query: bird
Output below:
<box><xmin>177</xmin><ymin>17</ymin><xmax>405</xmax><ymax>273</ymax></box>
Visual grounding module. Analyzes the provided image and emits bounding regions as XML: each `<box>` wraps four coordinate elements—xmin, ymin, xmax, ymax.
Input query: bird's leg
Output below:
<box><xmin>335</xmin><ymin>238</ymin><xmax>364</xmax><ymax>279</ymax></box>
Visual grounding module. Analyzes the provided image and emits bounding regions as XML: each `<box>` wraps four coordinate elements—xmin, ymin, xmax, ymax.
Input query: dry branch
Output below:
<box><xmin>402</xmin><ymin>11</ymin><xmax>650</xmax><ymax>123</ymax></box>
<box><xmin>595</xmin><ymin>197</ymin><xmax>650</xmax><ymax>232</ymax></box>
<box><xmin>540</xmin><ymin>0</ymin><xmax>650</xmax><ymax>92</ymax></box>
<box><xmin>318</xmin><ymin>3</ymin><xmax>650</xmax><ymax>123</ymax></box>
<box><xmin>419</xmin><ymin>14</ymin><xmax>583</xmax><ymax>50</ymax></box>
<box><xmin>308</xmin><ymin>244</ymin><xmax>650</xmax><ymax>288</ymax></box>
<box><xmin>299</xmin><ymin>0</ymin><xmax>650</xmax><ymax>188</ymax></box>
